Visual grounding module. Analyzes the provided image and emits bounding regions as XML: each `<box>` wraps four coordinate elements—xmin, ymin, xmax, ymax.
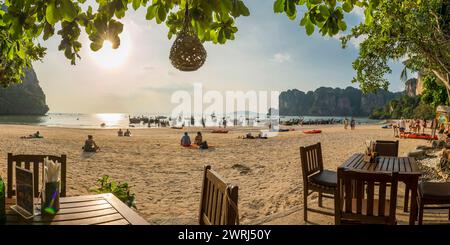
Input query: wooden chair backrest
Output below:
<box><xmin>375</xmin><ymin>140</ymin><xmax>399</xmax><ymax>157</ymax></box>
<box><xmin>199</xmin><ymin>165</ymin><xmax>239</xmax><ymax>225</ymax></box>
<box><xmin>300</xmin><ymin>143</ymin><xmax>324</xmax><ymax>182</ymax></box>
<box><xmin>7</xmin><ymin>153</ymin><xmax>67</xmax><ymax>198</ymax></box>
<box><xmin>336</xmin><ymin>168</ymin><xmax>398</xmax><ymax>225</ymax></box>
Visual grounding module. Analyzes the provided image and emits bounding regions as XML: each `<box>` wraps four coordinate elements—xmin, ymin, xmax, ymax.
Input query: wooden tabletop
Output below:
<box><xmin>5</xmin><ymin>193</ymin><xmax>149</xmax><ymax>225</ymax></box>
<box><xmin>340</xmin><ymin>154</ymin><xmax>422</xmax><ymax>177</ymax></box>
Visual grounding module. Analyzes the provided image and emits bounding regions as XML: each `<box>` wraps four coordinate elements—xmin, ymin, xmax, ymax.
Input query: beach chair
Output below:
<box><xmin>199</xmin><ymin>165</ymin><xmax>239</xmax><ymax>225</ymax></box>
<box><xmin>417</xmin><ymin>181</ymin><xmax>450</xmax><ymax>224</ymax></box>
<box><xmin>300</xmin><ymin>142</ymin><xmax>337</xmax><ymax>222</ymax></box>
<box><xmin>335</xmin><ymin>168</ymin><xmax>399</xmax><ymax>225</ymax></box>
<box><xmin>375</xmin><ymin>140</ymin><xmax>399</xmax><ymax>157</ymax></box>
<box><xmin>7</xmin><ymin>153</ymin><xmax>67</xmax><ymax>198</ymax></box>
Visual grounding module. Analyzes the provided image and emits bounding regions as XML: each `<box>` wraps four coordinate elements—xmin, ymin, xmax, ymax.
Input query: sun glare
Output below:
<box><xmin>88</xmin><ymin>32</ymin><xmax>131</xmax><ymax>69</ymax></box>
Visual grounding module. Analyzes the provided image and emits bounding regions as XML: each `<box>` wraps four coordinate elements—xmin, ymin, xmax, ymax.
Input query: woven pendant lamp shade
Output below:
<box><xmin>169</xmin><ymin>2</ymin><xmax>207</xmax><ymax>71</ymax></box>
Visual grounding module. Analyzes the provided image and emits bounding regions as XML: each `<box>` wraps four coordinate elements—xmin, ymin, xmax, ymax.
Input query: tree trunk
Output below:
<box><xmin>432</xmin><ymin>70</ymin><xmax>450</xmax><ymax>102</ymax></box>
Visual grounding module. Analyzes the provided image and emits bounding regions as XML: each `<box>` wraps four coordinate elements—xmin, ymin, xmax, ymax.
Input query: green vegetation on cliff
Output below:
<box><xmin>369</xmin><ymin>76</ymin><xmax>447</xmax><ymax>120</ymax></box>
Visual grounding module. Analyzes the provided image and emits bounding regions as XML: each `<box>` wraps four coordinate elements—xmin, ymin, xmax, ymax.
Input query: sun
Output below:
<box><xmin>88</xmin><ymin>32</ymin><xmax>131</xmax><ymax>69</ymax></box>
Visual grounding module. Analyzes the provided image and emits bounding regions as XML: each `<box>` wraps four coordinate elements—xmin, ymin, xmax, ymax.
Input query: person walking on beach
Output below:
<box><xmin>180</xmin><ymin>132</ymin><xmax>191</xmax><ymax>147</ymax></box>
<box><xmin>422</xmin><ymin>119</ymin><xmax>427</xmax><ymax>134</ymax></box>
<box><xmin>393</xmin><ymin>121</ymin><xmax>399</xmax><ymax>137</ymax></box>
<box><xmin>350</xmin><ymin>118</ymin><xmax>356</xmax><ymax>130</ymax></box>
<box><xmin>344</xmin><ymin>117</ymin><xmax>349</xmax><ymax>130</ymax></box>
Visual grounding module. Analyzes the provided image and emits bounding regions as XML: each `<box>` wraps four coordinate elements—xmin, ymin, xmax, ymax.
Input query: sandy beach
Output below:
<box><xmin>0</xmin><ymin>124</ymin><xmax>428</xmax><ymax>224</ymax></box>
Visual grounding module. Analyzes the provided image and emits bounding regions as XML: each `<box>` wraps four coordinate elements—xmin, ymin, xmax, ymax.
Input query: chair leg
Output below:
<box><xmin>304</xmin><ymin>190</ymin><xmax>308</xmax><ymax>222</ymax></box>
<box><xmin>404</xmin><ymin>186</ymin><xmax>410</xmax><ymax>212</ymax></box>
<box><xmin>418</xmin><ymin>202</ymin><xmax>424</xmax><ymax>225</ymax></box>
<box><xmin>318</xmin><ymin>192</ymin><xmax>323</xmax><ymax>207</ymax></box>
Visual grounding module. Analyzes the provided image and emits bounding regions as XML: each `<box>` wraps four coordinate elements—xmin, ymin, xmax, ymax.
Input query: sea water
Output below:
<box><xmin>0</xmin><ymin>113</ymin><xmax>381</xmax><ymax>129</ymax></box>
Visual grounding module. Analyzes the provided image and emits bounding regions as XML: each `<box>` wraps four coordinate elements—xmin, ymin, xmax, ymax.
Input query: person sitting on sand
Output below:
<box><xmin>180</xmin><ymin>132</ymin><xmax>191</xmax><ymax>147</ymax></box>
<box><xmin>124</xmin><ymin>129</ymin><xmax>131</xmax><ymax>137</ymax></box>
<box><xmin>245</xmin><ymin>132</ymin><xmax>255</xmax><ymax>139</ymax></box>
<box><xmin>199</xmin><ymin>141</ymin><xmax>209</xmax><ymax>149</ymax></box>
<box><xmin>21</xmin><ymin>131</ymin><xmax>43</xmax><ymax>139</ymax></box>
<box><xmin>117</xmin><ymin>129</ymin><xmax>123</xmax><ymax>137</ymax></box>
<box><xmin>194</xmin><ymin>132</ymin><xmax>203</xmax><ymax>145</ymax></box>
<box><xmin>82</xmin><ymin>135</ymin><xmax>100</xmax><ymax>152</ymax></box>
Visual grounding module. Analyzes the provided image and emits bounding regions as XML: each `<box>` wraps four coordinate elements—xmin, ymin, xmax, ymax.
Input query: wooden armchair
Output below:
<box><xmin>300</xmin><ymin>142</ymin><xmax>337</xmax><ymax>222</ymax></box>
<box><xmin>375</xmin><ymin>140</ymin><xmax>399</xmax><ymax>157</ymax></box>
<box><xmin>199</xmin><ymin>165</ymin><xmax>239</xmax><ymax>225</ymax></box>
<box><xmin>7</xmin><ymin>153</ymin><xmax>67</xmax><ymax>198</ymax></box>
<box><xmin>335</xmin><ymin>168</ymin><xmax>399</xmax><ymax>225</ymax></box>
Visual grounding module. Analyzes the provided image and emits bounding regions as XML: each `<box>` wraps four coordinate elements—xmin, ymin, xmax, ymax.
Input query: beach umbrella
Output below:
<box><xmin>169</xmin><ymin>2</ymin><xmax>207</xmax><ymax>72</ymax></box>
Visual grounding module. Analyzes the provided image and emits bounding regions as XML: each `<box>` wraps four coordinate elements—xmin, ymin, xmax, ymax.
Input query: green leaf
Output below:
<box><xmin>132</xmin><ymin>0</ymin><xmax>141</xmax><ymax>10</ymax></box>
<box><xmin>46</xmin><ymin>2</ymin><xmax>60</xmax><ymax>25</ymax></box>
<box><xmin>60</xmin><ymin>0</ymin><xmax>79</xmax><ymax>22</ymax></box>
<box><xmin>338</xmin><ymin>20</ymin><xmax>347</xmax><ymax>31</ymax></box>
<box><xmin>319</xmin><ymin>5</ymin><xmax>330</xmax><ymax>17</ymax></box>
<box><xmin>274</xmin><ymin>0</ymin><xmax>285</xmax><ymax>13</ymax></box>
<box><xmin>305</xmin><ymin>20</ymin><xmax>314</xmax><ymax>35</ymax></box>
<box><xmin>146</xmin><ymin>5</ymin><xmax>158</xmax><ymax>20</ymax></box>
<box><xmin>238</xmin><ymin>1</ymin><xmax>250</xmax><ymax>16</ymax></box>
<box><xmin>342</xmin><ymin>1</ymin><xmax>353</xmax><ymax>13</ymax></box>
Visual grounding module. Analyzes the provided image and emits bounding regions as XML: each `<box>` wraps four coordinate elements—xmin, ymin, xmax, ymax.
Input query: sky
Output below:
<box><xmin>32</xmin><ymin>0</ymin><xmax>408</xmax><ymax>114</ymax></box>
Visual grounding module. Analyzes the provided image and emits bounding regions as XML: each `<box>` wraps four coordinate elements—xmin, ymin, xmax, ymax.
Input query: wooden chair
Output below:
<box><xmin>375</xmin><ymin>140</ymin><xmax>412</xmax><ymax>212</ymax></box>
<box><xmin>199</xmin><ymin>165</ymin><xmax>239</xmax><ymax>225</ymax></box>
<box><xmin>7</xmin><ymin>153</ymin><xmax>67</xmax><ymax>198</ymax></box>
<box><xmin>335</xmin><ymin>168</ymin><xmax>399</xmax><ymax>225</ymax></box>
<box><xmin>417</xmin><ymin>181</ymin><xmax>450</xmax><ymax>225</ymax></box>
<box><xmin>375</xmin><ymin>140</ymin><xmax>399</xmax><ymax>157</ymax></box>
<box><xmin>300</xmin><ymin>142</ymin><xmax>337</xmax><ymax>222</ymax></box>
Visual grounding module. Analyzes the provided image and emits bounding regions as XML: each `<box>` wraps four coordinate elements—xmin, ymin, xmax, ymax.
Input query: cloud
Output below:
<box><xmin>271</xmin><ymin>53</ymin><xmax>292</xmax><ymax>63</ymax></box>
<box><xmin>352</xmin><ymin>7</ymin><xmax>365</xmax><ymax>21</ymax></box>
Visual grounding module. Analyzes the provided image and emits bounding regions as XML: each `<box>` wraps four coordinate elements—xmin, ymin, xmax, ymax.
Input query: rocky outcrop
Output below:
<box><xmin>405</xmin><ymin>78</ymin><xmax>418</xmax><ymax>97</ymax></box>
<box><xmin>416</xmin><ymin>71</ymin><xmax>425</xmax><ymax>95</ymax></box>
<box><xmin>279</xmin><ymin>86</ymin><xmax>402</xmax><ymax>116</ymax></box>
<box><xmin>0</xmin><ymin>68</ymin><xmax>49</xmax><ymax>115</ymax></box>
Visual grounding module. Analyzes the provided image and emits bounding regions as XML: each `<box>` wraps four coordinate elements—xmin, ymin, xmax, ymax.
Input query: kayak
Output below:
<box><xmin>401</xmin><ymin>133</ymin><xmax>438</xmax><ymax>140</ymax></box>
<box><xmin>212</xmin><ymin>130</ymin><xmax>229</xmax><ymax>134</ymax></box>
<box><xmin>303</xmin><ymin>130</ymin><xmax>322</xmax><ymax>134</ymax></box>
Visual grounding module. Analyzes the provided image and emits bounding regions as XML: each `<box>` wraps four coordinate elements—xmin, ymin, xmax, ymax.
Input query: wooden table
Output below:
<box><xmin>340</xmin><ymin>154</ymin><xmax>422</xmax><ymax>225</ymax></box>
<box><xmin>5</xmin><ymin>193</ymin><xmax>148</xmax><ymax>225</ymax></box>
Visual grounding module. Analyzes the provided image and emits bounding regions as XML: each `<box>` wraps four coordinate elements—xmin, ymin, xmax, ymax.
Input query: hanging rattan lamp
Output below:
<box><xmin>169</xmin><ymin>2</ymin><xmax>207</xmax><ymax>71</ymax></box>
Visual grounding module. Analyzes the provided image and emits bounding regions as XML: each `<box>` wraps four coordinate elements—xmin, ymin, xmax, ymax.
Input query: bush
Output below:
<box><xmin>91</xmin><ymin>175</ymin><xmax>136</xmax><ymax>208</ymax></box>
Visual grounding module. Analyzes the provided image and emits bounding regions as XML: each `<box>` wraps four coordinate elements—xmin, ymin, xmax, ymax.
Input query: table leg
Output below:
<box><xmin>408</xmin><ymin>179</ymin><xmax>419</xmax><ymax>225</ymax></box>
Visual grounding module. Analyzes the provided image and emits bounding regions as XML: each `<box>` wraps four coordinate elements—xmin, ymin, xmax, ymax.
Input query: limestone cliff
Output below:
<box><xmin>279</xmin><ymin>86</ymin><xmax>402</xmax><ymax>116</ymax></box>
<box><xmin>0</xmin><ymin>68</ymin><xmax>49</xmax><ymax>115</ymax></box>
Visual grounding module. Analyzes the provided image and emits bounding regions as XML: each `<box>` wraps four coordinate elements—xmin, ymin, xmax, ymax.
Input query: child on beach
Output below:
<box><xmin>117</xmin><ymin>129</ymin><xmax>123</xmax><ymax>137</ymax></box>
<box><xmin>350</xmin><ymin>118</ymin><xmax>355</xmax><ymax>130</ymax></box>
<box><xmin>83</xmin><ymin>135</ymin><xmax>100</xmax><ymax>152</ymax></box>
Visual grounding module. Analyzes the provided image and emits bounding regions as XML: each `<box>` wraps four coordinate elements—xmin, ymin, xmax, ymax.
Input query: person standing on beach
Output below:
<box><xmin>344</xmin><ymin>117</ymin><xmax>349</xmax><ymax>130</ymax></box>
<box><xmin>350</xmin><ymin>118</ymin><xmax>356</xmax><ymax>130</ymax></box>
<box><xmin>393</xmin><ymin>121</ymin><xmax>399</xmax><ymax>137</ymax></box>
<box><xmin>422</xmin><ymin>119</ymin><xmax>427</xmax><ymax>134</ymax></box>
